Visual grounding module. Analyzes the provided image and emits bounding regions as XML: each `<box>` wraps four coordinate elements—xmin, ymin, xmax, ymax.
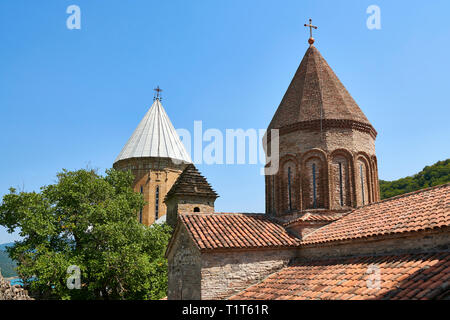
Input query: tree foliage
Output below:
<box><xmin>380</xmin><ymin>159</ymin><xmax>450</xmax><ymax>199</ymax></box>
<box><xmin>0</xmin><ymin>168</ymin><xmax>172</xmax><ymax>300</ymax></box>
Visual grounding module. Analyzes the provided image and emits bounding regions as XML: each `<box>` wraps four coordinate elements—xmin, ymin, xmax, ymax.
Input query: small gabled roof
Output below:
<box><xmin>165</xmin><ymin>164</ymin><xmax>218</xmax><ymax>201</ymax></box>
<box><xmin>268</xmin><ymin>45</ymin><xmax>375</xmax><ymax>136</ymax></box>
<box><xmin>114</xmin><ymin>99</ymin><xmax>192</xmax><ymax>164</ymax></box>
<box><xmin>179</xmin><ymin>213</ymin><xmax>300</xmax><ymax>251</ymax></box>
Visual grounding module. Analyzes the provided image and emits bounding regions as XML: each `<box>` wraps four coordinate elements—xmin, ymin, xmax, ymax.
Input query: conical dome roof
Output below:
<box><xmin>114</xmin><ymin>99</ymin><xmax>192</xmax><ymax>164</ymax></box>
<box><xmin>268</xmin><ymin>45</ymin><xmax>376</xmax><ymax>137</ymax></box>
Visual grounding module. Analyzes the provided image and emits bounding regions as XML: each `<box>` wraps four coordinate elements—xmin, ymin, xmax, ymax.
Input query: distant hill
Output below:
<box><xmin>0</xmin><ymin>242</ymin><xmax>18</xmax><ymax>278</ymax></box>
<box><xmin>380</xmin><ymin>159</ymin><xmax>450</xmax><ymax>200</ymax></box>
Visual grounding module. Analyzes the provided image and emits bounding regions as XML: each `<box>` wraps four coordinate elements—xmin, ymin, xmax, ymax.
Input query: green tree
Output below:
<box><xmin>380</xmin><ymin>159</ymin><xmax>450</xmax><ymax>199</ymax></box>
<box><xmin>0</xmin><ymin>168</ymin><xmax>171</xmax><ymax>300</ymax></box>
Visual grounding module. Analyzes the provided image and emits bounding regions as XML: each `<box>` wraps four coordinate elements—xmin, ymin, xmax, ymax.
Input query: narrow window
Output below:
<box><xmin>193</xmin><ymin>207</ymin><xmax>200</xmax><ymax>212</ymax></box>
<box><xmin>272</xmin><ymin>175</ymin><xmax>275</xmax><ymax>214</ymax></box>
<box><xmin>312</xmin><ymin>163</ymin><xmax>317</xmax><ymax>208</ymax></box>
<box><xmin>155</xmin><ymin>186</ymin><xmax>160</xmax><ymax>220</ymax></box>
<box><xmin>287</xmin><ymin>167</ymin><xmax>292</xmax><ymax>211</ymax></box>
<box><xmin>360</xmin><ymin>164</ymin><xmax>365</xmax><ymax>205</ymax></box>
<box><xmin>139</xmin><ymin>186</ymin><xmax>143</xmax><ymax>223</ymax></box>
<box><xmin>339</xmin><ymin>162</ymin><xmax>344</xmax><ymax>206</ymax></box>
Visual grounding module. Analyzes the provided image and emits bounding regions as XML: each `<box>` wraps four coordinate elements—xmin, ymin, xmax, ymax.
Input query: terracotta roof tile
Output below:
<box><xmin>230</xmin><ymin>252</ymin><xmax>450</xmax><ymax>300</ymax></box>
<box><xmin>302</xmin><ymin>184</ymin><xmax>450</xmax><ymax>245</ymax></box>
<box><xmin>284</xmin><ymin>213</ymin><xmax>342</xmax><ymax>227</ymax></box>
<box><xmin>267</xmin><ymin>46</ymin><xmax>376</xmax><ymax>136</ymax></box>
<box><xmin>180</xmin><ymin>213</ymin><xmax>300</xmax><ymax>251</ymax></box>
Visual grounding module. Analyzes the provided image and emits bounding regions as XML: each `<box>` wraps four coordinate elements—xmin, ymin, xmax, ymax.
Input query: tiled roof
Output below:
<box><xmin>114</xmin><ymin>99</ymin><xmax>192</xmax><ymax>164</ymax></box>
<box><xmin>230</xmin><ymin>251</ymin><xmax>450</xmax><ymax>300</ymax></box>
<box><xmin>268</xmin><ymin>45</ymin><xmax>375</xmax><ymax>136</ymax></box>
<box><xmin>302</xmin><ymin>183</ymin><xmax>450</xmax><ymax>245</ymax></box>
<box><xmin>284</xmin><ymin>213</ymin><xmax>341</xmax><ymax>227</ymax></box>
<box><xmin>180</xmin><ymin>213</ymin><xmax>300</xmax><ymax>251</ymax></box>
<box><xmin>165</xmin><ymin>164</ymin><xmax>218</xmax><ymax>201</ymax></box>
<box><xmin>177</xmin><ymin>184</ymin><xmax>449</xmax><ymax>252</ymax></box>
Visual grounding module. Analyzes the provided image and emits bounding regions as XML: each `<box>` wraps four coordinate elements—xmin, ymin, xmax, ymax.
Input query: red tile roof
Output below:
<box><xmin>284</xmin><ymin>213</ymin><xmax>341</xmax><ymax>227</ymax></box>
<box><xmin>302</xmin><ymin>183</ymin><xmax>450</xmax><ymax>245</ymax></box>
<box><xmin>230</xmin><ymin>251</ymin><xmax>450</xmax><ymax>300</ymax></box>
<box><xmin>178</xmin><ymin>184</ymin><xmax>449</xmax><ymax>252</ymax></box>
<box><xmin>179</xmin><ymin>213</ymin><xmax>300</xmax><ymax>251</ymax></box>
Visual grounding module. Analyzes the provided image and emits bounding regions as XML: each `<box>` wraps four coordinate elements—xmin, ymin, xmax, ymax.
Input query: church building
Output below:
<box><xmin>165</xmin><ymin>24</ymin><xmax>450</xmax><ymax>300</ymax></box>
<box><xmin>114</xmin><ymin>89</ymin><xmax>192</xmax><ymax>226</ymax></box>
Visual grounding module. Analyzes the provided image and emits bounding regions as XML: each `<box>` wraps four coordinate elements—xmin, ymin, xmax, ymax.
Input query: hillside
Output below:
<box><xmin>380</xmin><ymin>159</ymin><xmax>450</xmax><ymax>200</ymax></box>
<box><xmin>0</xmin><ymin>243</ymin><xmax>17</xmax><ymax>278</ymax></box>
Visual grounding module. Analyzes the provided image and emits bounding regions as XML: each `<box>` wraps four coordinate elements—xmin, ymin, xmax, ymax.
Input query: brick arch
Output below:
<box><xmin>278</xmin><ymin>155</ymin><xmax>300</xmax><ymax>214</ymax></box>
<box><xmin>355</xmin><ymin>152</ymin><xmax>374</xmax><ymax>206</ymax></box>
<box><xmin>370</xmin><ymin>155</ymin><xmax>380</xmax><ymax>202</ymax></box>
<box><xmin>300</xmin><ymin>149</ymin><xmax>329</xmax><ymax>210</ymax></box>
<box><xmin>329</xmin><ymin>149</ymin><xmax>354</xmax><ymax>209</ymax></box>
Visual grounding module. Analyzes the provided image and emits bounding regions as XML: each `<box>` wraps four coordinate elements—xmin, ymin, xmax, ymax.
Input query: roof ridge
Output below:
<box><xmin>179</xmin><ymin>212</ymin><xmax>265</xmax><ymax>216</ymax></box>
<box><xmin>354</xmin><ymin>182</ymin><xmax>450</xmax><ymax>210</ymax></box>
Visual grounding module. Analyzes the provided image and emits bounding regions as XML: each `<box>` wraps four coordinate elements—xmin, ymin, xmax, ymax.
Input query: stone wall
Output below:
<box><xmin>299</xmin><ymin>228</ymin><xmax>450</xmax><ymax>261</ymax></box>
<box><xmin>166</xmin><ymin>196</ymin><xmax>215</xmax><ymax>228</ymax></box>
<box><xmin>167</xmin><ymin>224</ymin><xmax>298</xmax><ymax>300</ymax></box>
<box><xmin>167</xmin><ymin>224</ymin><xmax>202</xmax><ymax>300</ymax></box>
<box><xmin>0</xmin><ymin>272</ymin><xmax>32</xmax><ymax>300</ymax></box>
<box><xmin>200</xmin><ymin>248</ymin><xmax>297</xmax><ymax>300</ymax></box>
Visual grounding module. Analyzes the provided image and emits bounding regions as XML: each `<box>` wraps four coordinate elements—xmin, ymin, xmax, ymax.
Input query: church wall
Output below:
<box><xmin>277</xmin><ymin>128</ymin><xmax>375</xmax><ymax>159</ymax></box>
<box><xmin>199</xmin><ymin>248</ymin><xmax>296</xmax><ymax>300</ymax></box>
<box><xmin>113</xmin><ymin>157</ymin><xmax>187</xmax><ymax>226</ymax></box>
<box><xmin>266</xmin><ymin>127</ymin><xmax>380</xmax><ymax>215</ymax></box>
<box><xmin>166</xmin><ymin>196</ymin><xmax>216</xmax><ymax>229</ymax></box>
<box><xmin>298</xmin><ymin>228</ymin><xmax>450</xmax><ymax>261</ymax></box>
<box><xmin>167</xmin><ymin>224</ymin><xmax>202</xmax><ymax>300</ymax></box>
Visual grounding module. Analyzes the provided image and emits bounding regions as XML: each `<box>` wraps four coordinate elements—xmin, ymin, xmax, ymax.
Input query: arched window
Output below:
<box><xmin>155</xmin><ymin>186</ymin><xmax>160</xmax><ymax>220</ymax></box>
<box><xmin>312</xmin><ymin>163</ymin><xmax>317</xmax><ymax>208</ymax></box>
<box><xmin>331</xmin><ymin>154</ymin><xmax>351</xmax><ymax>208</ymax></box>
<box><xmin>357</xmin><ymin>158</ymin><xmax>371</xmax><ymax>206</ymax></box>
<box><xmin>287</xmin><ymin>167</ymin><xmax>292</xmax><ymax>211</ymax></box>
<box><xmin>272</xmin><ymin>175</ymin><xmax>275</xmax><ymax>214</ymax></box>
<box><xmin>281</xmin><ymin>159</ymin><xmax>297</xmax><ymax>213</ymax></box>
<box><xmin>360</xmin><ymin>164</ymin><xmax>365</xmax><ymax>205</ymax></box>
<box><xmin>193</xmin><ymin>207</ymin><xmax>200</xmax><ymax>212</ymax></box>
<box><xmin>139</xmin><ymin>186</ymin><xmax>143</xmax><ymax>223</ymax></box>
<box><xmin>303</xmin><ymin>156</ymin><xmax>326</xmax><ymax>209</ymax></box>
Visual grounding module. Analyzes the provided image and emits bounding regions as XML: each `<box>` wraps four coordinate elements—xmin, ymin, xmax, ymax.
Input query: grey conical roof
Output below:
<box><xmin>114</xmin><ymin>99</ymin><xmax>192</xmax><ymax>164</ymax></box>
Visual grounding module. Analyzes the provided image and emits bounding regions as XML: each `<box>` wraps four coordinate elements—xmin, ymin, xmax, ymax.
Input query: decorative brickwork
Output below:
<box><xmin>113</xmin><ymin>157</ymin><xmax>187</xmax><ymax>226</ymax></box>
<box><xmin>265</xmin><ymin>45</ymin><xmax>380</xmax><ymax>217</ymax></box>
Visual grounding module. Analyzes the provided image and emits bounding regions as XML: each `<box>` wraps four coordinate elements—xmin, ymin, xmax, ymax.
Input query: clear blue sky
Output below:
<box><xmin>1</xmin><ymin>0</ymin><xmax>449</xmax><ymax>243</ymax></box>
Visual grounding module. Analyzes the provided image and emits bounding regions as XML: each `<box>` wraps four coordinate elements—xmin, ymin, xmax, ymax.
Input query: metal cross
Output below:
<box><xmin>304</xmin><ymin>18</ymin><xmax>318</xmax><ymax>45</ymax></box>
<box><xmin>154</xmin><ymin>86</ymin><xmax>163</xmax><ymax>100</ymax></box>
<box><xmin>304</xmin><ymin>18</ymin><xmax>318</xmax><ymax>38</ymax></box>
